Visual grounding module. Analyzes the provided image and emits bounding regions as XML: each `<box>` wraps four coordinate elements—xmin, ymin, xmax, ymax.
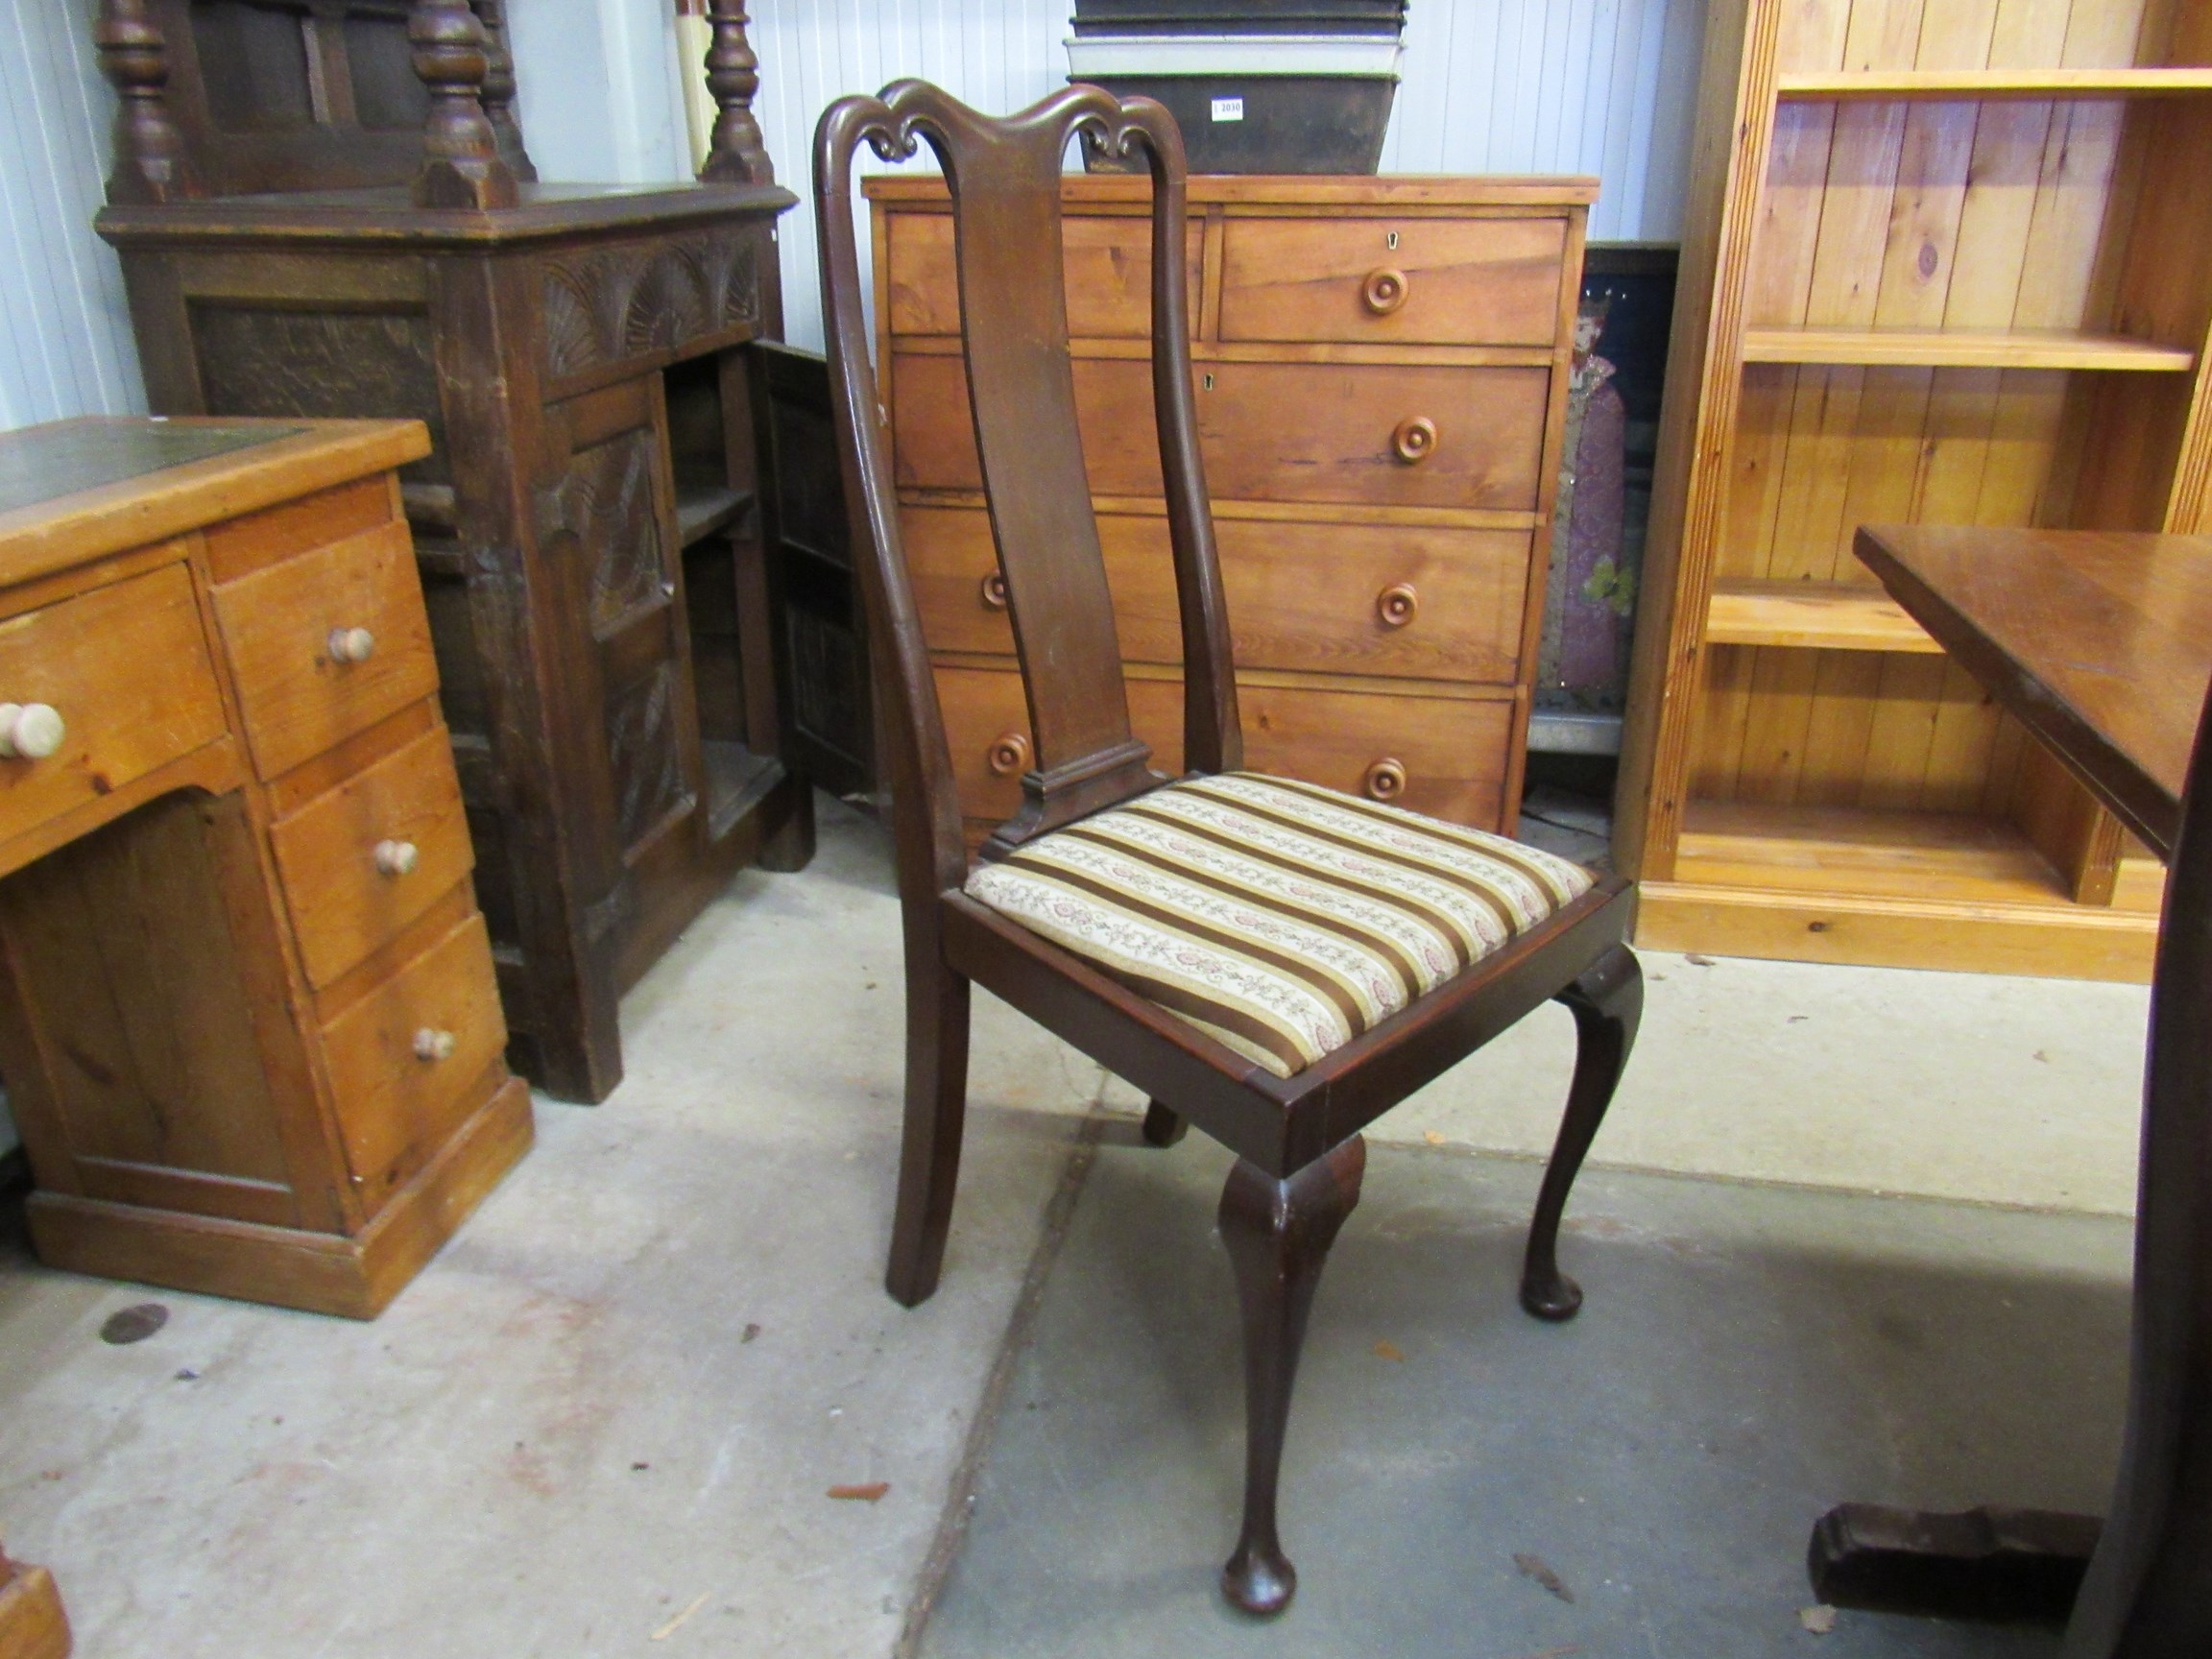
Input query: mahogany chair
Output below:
<box><xmin>814</xmin><ymin>81</ymin><xmax>1643</xmax><ymax>1615</ymax></box>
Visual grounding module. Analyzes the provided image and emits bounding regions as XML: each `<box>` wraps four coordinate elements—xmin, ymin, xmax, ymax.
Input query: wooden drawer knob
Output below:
<box><xmin>1392</xmin><ymin>417</ymin><xmax>1438</xmax><ymax>465</ymax></box>
<box><xmin>1377</xmin><ymin>583</ymin><xmax>1419</xmax><ymax>628</ymax></box>
<box><xmin>373</xmin><ymin>839</ymin><xmax>420</xmax><ymax>878</ymax></box>
<box><xmin>1362</xmin><ymin>267</ymin><xmax>1409</xmax><ymax>315</ymax></box>
<box><xmin>1363</xmin><ymin>757</ymin><xmax>1407</xmax><ymax>802</ymax></box>
<box><xmin>980</xmin><ymin>570</ymin><xmax>1009</xmax><ymax>611</ymax></box>
<box><xmin>987</xmin><ymin>731</ymin><xmax>1031</xmax><ymax>777</ymax></box>
<box><xmin>327</xmin><ymin>626</ymin><xmax>376</xmax><ymax>664</ymax></box>
<box><xmin>0</xmin><ymin>703</ymin><xmax>65</xmax><ymax>760</ymax></box>
<box><xmin>413</xmin><ymin>1026</ymin><xmax>458</xmax><ymax>1063</ymax></box>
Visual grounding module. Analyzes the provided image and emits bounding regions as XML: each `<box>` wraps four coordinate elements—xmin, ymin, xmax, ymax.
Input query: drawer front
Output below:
<box><xmin>212</xmin><ymin>518</ymin><xmax>440</xmax><ymax>780</ymax></box>
<box><xmin>906</xmin><ymin>504</ymin><xmax>1532</xmax><ymax>682</ymax></box>
<box><xmin>1238</xmin><ymin>681</ymin><xmax>1514</xmax><ymax>830</ymax></box>
<box><xmin>1219</xmin><ymin>215</ymin><xmax>1569</xmax><ymax>346</ymax></box>
<box><xmin>895</xmin><ymin>353</ymin><xmax>1551</xmax><ymax>511</ymax></box>
<box><xmin>936</xmin><ymin>662</ymin><xmax>1513</xmax><ymax>833</ymax></box>
<box><xmin>320</xmin><ymin>911</ymin><xmax>506</xmax><ymax>1198</ymax></box>
<box><xmin>0</xmin><ymin>563</ymin><xmax>227</xmax><ymax>852</ymax></box>
<box><xmin>934</xmin><ymin>664</ymin><xmax>1185</xmax><ymax>831</ymax></box>
<box><xmin>886</xmin><ymin>210</ymin><xmax>1203</xmax><ymax>339</ymax></box>
<box><xmin>271</xmin><ymin>722</ymin><xmax>475</xmax><ymax>989</ymax></box>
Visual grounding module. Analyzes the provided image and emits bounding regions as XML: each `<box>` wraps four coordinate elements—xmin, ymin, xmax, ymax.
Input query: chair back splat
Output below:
<box><xmin>813</xmin><ymin>81</ymin><xmax>1238</xmax><ymax>883</ymax></box>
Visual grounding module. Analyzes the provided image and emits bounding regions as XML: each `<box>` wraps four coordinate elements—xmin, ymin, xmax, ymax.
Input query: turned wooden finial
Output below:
<box><xmin>470</xmin><ymin>0</ymin><xmax>538</xmax><ymax>182</ymax></box>
<box><xmin>408</xmin><ymin>0</ymin><xmax>520</xmax><ymax>210</ymax></box>
<box><xmin>94</xmin><ymin>0</ymin><xmax>204</xmax><ymax>204</ymax></box>
<box><xmin>699</xmin><ymin>0</ymin><xmax>774</xmax><ymax>186</ymax></box>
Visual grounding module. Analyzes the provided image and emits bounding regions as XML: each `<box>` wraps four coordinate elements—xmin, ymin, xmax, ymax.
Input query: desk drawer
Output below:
<box><xmin>936</xmin><ymin>661</ymin><xmax>1514</xmax><ymax>832</ymax></box>
<box><xmin>212</xmin><ymin>519</ymin><xmax>439</xmax><ymax>781</ymax></box>
<box><xmin>906</xmin><ymin>505</ymin><xmax>1531</xmax><ymax>683</ymax></box>
<box><xmin>0</xmin><ymin>563</ymin><xmax>227</xmax><ymax>853</ymax></box>
<box><xmin>320</xmin><ymin>910</ymin><xmax>506</xmax><ymax>1199</ymax></box>
<box><xmin>1219</xmin><ymin>215</ymin><xmax>1568</xmax><ymax>346</ymax></box>
<box><xmin>894</xmin><ymin>354</ymin><xmax>1551</xmax><ymax>511</ymax></box>
<box><xmin>271</xmin><ymin>723</ymin><xmax>475</xmax><ymax>989</ymax></box>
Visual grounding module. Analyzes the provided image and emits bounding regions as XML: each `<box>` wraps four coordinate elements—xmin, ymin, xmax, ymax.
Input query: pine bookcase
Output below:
<box><xmin>1616</xmin><ymin>0</ymin><xmax>2212</xmax><ymax>980</ymax></box>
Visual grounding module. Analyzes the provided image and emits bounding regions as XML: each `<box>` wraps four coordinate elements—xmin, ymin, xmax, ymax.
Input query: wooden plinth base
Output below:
<box><xmin>1808</xmin><ymin>1503</ymin><xmax>2100</xmax><ymax>1624</ymax></box>
<box><xmin>24</xmin><ymin>1078</ymin><xmax>533</xmax><ymax>1319</ymax></box>
<box><xmin>1637</xmin><ymin>882</ymin><xmax>2157</xmax><ymax>981</ymax></box>
<box><xmin>0</xmin><ymin>1558</ymin><xmax>69</xmax><ymax>1659</ymax></box>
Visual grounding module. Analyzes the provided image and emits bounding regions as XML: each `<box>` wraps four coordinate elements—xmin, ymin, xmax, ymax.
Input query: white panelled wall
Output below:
<box><xmin>0</xmin><ymin>0</ymin><xmax>144</xmax><ymax>430</ymax></box>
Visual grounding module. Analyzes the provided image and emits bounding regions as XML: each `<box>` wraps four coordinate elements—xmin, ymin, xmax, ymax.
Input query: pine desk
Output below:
<box><xmin>0</xmin><ymin>418</ymin><xmax>530</xmax><ymax>1318</ymax></box>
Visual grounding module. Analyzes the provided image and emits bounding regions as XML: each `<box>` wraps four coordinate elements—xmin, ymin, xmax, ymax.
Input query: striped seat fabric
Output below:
<box><xmin>964</xmin><ymin>772</ymin><xmax>1595</xmax><ymax>1078</ymax></box>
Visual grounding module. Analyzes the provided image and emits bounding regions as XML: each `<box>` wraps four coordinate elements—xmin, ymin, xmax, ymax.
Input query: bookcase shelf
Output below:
<box><xmin>1706</xmin><ymin>581</ymin><xmax>1941</xmax><ymax>653</ymax></box>
<box><xmin>1776</xmin><ymin>67</ymin><xmax>2212</xmax><ymax>100</ymax></box>
<box><xmin>1742</xmin><ymin>327</ymin><xmax>2197</xmax><ymax>373</ymax></box>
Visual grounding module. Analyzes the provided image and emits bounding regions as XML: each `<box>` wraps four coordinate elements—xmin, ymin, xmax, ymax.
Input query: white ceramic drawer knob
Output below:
<box><xmin>413</xmin><ymin>1026</ymin><xmax>457</xmax><ymax>1063</ymax></box>
<box><xmin>328</xmin><ymin>627</ymin><xmax>376</xmax><ymax>664</ymax></box>
<box><xmin>0</xmin><ymin>703</ymin><xmax>65</xmax><ymax>760</ymax></box>
<box><xmin>373</xmin><ymin>839</ymin><xmax>420</xmax><ymax>878</ymax></box>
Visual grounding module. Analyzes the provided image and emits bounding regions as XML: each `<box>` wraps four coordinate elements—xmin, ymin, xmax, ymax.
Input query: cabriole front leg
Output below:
<box><xmin>1521</xmin><ymin>943</ymin><xmax>1641</xmax><ymax>1321</ymax></box>
<box><xmin>1217</xmin><ymin>1135</ymin><xmax>1366</xmax><ymax>1615</ymax></box>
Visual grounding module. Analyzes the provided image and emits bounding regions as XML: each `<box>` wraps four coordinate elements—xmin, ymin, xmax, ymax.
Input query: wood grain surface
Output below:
<box><xmin>1858</xmin><ymin>524</ymin><xmax>2212</xmax><ymax>860</ymax></box>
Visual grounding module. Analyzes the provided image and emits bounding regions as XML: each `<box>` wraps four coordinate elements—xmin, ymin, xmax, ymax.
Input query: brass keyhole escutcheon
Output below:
<box><xmin>1364</xmin><ymin>757</ymin><xmax>1407</xmax><ymax>802</ymax></box>
<box><xmin>1203</xmin><ymin>372</ymin><xmax>1215</xmax><ymax>391</ymax></box>
<box><xmin>1362</xmin><ymin>267</ymin><xmax>1409</xmax><ymax>315</ymax></box>
<box><xmin>1377</xmin><ymin>583</ymin><xmax>1419</xmax><ymax>628</ymax></box>
<box><xmin>988</xmin><ymin>732</ymin><xmax>1031</xmax><ymax>777</ymax></box>
<box><xmin>980</xmin><ymin>570</ymin><xmax>1009</xmax><ymax>611</ymax></box>
<box><xmin>1386</xmin><ymin>228</ymin><xmax>1400</xmax><ymax>251</ymax></box>
<box><xmin>1392</xmin><ymin>416</ymin><xmax>1438</xmax><ymax>465</ymax></box>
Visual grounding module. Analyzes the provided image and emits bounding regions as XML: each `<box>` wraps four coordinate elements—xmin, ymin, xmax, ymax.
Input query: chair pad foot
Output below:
<box><xmin>1520</xmin><ymin>1270</ymin><xmax>1584</xmax><ymax>1322</ymax></box>
<box><xmin>1222</xmin><ymin>1543</ymin><xmax>1297</xmax><ymax>1615</ymax></box>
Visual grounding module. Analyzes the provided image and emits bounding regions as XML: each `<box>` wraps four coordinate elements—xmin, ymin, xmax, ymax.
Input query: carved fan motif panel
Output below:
<box><xmin>540</xmin><ymin>427</ymin><xmax>671</xmax><ymax>640</ymax></box>
<box><xmin>540</xmin><ymin>233</ymin><xmax>761</xmax><ymax>382</ymax></box>
<box><xmin>606</xmin><ymin>660</ymin><xmax>690</xmax><ymax>851</ymax></box>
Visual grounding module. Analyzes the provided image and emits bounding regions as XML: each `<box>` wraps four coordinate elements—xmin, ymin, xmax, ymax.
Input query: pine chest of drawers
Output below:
<box><xmin>865</xmin><ymin>175</ymin><xmax>1595</xmax><ymax>850</ymax></box>
<box><xmin>0</xmin><ymin>418</ymin><xmax>530</xmax><ymax>1318</ymax></box>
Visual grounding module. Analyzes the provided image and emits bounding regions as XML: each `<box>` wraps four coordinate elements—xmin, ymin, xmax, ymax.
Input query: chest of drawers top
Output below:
<box><xmin>865</xmin><ymin>173</ymin><xmax>1597</xmax><ymax>352</ymax></box>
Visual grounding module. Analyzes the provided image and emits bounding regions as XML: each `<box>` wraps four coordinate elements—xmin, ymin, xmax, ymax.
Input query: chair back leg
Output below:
<box><xmin>1217</xmin><ymin>1135</ymin><xmax>1367</xmax><ymax>1615</ymax></box>
<box><xmin>1521</xmin><ymin>943</ymin><xmax>1643</xmax><ymax>1321</ymax></box>
<box><xmin>885</xmin><ymin>959</ymin><xmax>974</xmax><ymax>1306</ymax></box>
<box><xmin>1141</xmin><ymin>1099</ymin><xmax>1190</xmax><ymax>1146</ymax></box>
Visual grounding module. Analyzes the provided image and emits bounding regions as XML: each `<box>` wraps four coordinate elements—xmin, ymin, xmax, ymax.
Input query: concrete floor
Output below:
<box><xmin>0</xmin><ymin>799</ymin><xmax>2153</xmax><ymax>1655</ymax></box>
<box><xmin>921</xmin><ymin>1142</ymin><xmax>2129</xmax><ymax>1659</ymax></box>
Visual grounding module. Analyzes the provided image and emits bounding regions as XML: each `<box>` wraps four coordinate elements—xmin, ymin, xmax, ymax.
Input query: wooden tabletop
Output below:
<box><xmin>1855</xmin><ymin>524</ymin><xmax>2212</xmax><ymax>862</ymax></box>
<box><xmin>0</xmin><ymin>418</ymin><xmax>426</xmax><ymax>590</ymax></box>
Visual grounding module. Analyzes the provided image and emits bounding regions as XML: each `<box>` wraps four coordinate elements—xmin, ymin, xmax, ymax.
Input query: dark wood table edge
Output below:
<box><xmin>1855</xmin><ymin>525</ymin><xmax>2178</xmax><ymax>859</ymax></box>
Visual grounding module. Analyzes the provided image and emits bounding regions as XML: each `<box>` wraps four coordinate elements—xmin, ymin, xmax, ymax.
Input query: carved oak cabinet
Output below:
<box><xmin>92</xmin><ymin>0</ymin><xmax>811</xmax><ymax>1101</ymax></box>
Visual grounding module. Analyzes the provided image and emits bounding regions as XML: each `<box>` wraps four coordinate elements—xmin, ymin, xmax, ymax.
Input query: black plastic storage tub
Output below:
<box><xmin>1068</xmin><ymin>1</ymin><xmax>1407</xmax><ymax>175</ymax></box>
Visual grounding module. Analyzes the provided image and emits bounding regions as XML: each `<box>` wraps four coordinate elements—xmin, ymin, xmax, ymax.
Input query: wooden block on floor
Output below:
<box><xmin>0</xmin><ymin>1553</ymin><xmax>70</xmax><ymax>1659</ymax></box>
